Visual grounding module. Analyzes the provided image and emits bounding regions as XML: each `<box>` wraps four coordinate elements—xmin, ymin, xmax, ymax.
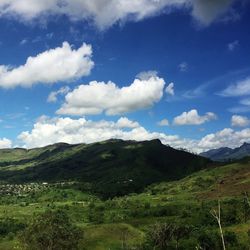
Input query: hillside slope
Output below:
<box><xmin>0</xmin><ymin>139</ymin><xmax>211</xmax><ymax>197</ymax></box>
<box><xmin>146</xmin><ymin>157</ymin><xmax>250</xmax><ymax>201</ymax></box>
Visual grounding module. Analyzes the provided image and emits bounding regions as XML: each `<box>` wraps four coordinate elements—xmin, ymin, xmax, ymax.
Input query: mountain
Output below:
<box><xmin>0</xmin><ymin>139</ymin><xmax>211</xmax><ymax>198</ymax></box>
<box><xmin>200</xmin><ymin>147</ymin><xmax>233</xmax><ymax>161</ymax></box>
<box><xmin>200</xmin><ymin>142</ymin><xmax>250</xmax><ymax>161</ymax></box>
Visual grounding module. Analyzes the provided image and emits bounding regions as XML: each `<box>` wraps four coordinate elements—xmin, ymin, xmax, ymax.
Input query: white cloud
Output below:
<box><xmin>16</xmin><ymin>115</ymin><xmax>250</xmax><ymax>153</ymax></box>
<box><xmin>136</xmin><ymin>70</ymin><xmax>158</xmax><ymax>80</ymax></box>
<box><xmin>231</xmin><ymin>115</ymin><xmax>250</xmax><ymax>127</ymax></box>
<box><xmin>173</xmin><ymin>109</ymin><xmax>217</xmax><ymax>125</ymax></box>
<box><xmin>230</xmin><ymin>96</ymin><xmax>250</xmax><ymax>113</ymax></box>
<box><xmin>157</xmin><ymin>119</ymin><xmax>169</xmax><ymax>126</ymax></box>
<box><xmin>178</xmin><ymin>62</ymin><xmax>188</xmax><ymax>72</ymax></box>
<box><xmin>0</xmin><ymin>0</ymin><xmax>236</xmax><ymax>30</ymax></box>
<box><xmin>116</xmin><ymin>117</ymin><xmax>140</xmax><ymax>128</ymax></box>
<box><xmin>20</xmin><ymin>38</ymin><xmax>28</xmax><ymax>45</ymax></box>
<box><xmin>17</xmin><ymin>116</ymin><xmax>196</xmax><ymax>150</ymax></box>
<box><xmin>240</xmin><ymin>98</ymin><xmax>250</xmax><ymax>106</ymax></box>
<box><xmin>165</xmin><ymin>82</ymin><xmax>174</xmax><ymax>95</ymax></box>
<box><xmin>182</xmin><ymin>84</ymin><xmax>206</xmax><ymax>99</ymax></box>
<box><xmin>47</xmin><ymin>86</ymin><xmax>70</xmax><ymax>103</ymax></box>
<box><xmin>198</xmin><ymin>128</ymin><xmax>250</xmax><ymax>151</ymax></box>
<box><xmin>219</xmin><ymin>77</ymin><xmax>250</xmax><ymax>97</ymax></box>
<box><xmin>0</xmin><ymin>138</ymin><xmax>12</xmax><ymax>148</ymax></box>
<box><xmin>227</xmin><ymin>40</ymin><xmax>239</xmax><ymax>51</ymax></box>
<box><xmin>0</xmin><ymin>42</ymin><xmax>94</xmax><ymax>88</ymax></box>
<box><xmin>228</xmin><ymin>106</ymin><xmax>250</xmax><ymax>114</ymax></box>
<box><xmin>57</xmin><ymin>73</ymin><xmax>166</xmax><ymax>116</ymax></box>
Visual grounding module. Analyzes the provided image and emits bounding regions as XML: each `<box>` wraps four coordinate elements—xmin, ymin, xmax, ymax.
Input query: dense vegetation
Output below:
<box><xmin>0</xmin><ymin>140</ymin><xmax>249</xmax><ymax>249</ymax></box>
<box><xmin>0</xmin><ymin>139</ymin><xmax>210</xmax><ymax>198</ymax></box>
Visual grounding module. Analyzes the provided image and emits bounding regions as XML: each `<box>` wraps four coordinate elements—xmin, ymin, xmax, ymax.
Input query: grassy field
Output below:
<box><xmin>0</xmin><ymin>158</ymin><xmax>249</xmax><ymax>249</ymax></box>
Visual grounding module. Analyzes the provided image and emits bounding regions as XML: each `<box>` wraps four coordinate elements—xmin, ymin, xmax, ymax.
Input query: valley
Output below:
<box><xmin>0</xmin><ymin>140</ymin><xmax>249</xmax><ymax>249</ymax></box>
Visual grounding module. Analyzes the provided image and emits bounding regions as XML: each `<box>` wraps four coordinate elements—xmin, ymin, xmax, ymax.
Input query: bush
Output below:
<box><xmin>18</xmin><ymin>209</ymin><xmax>83</xmax><ymax>250</ymax></box>
<box><xmin>224</xmin><ymin>231</ymin><xmax>238</xmax><ymax>247</ymax></box>
<box><xmin>197</xmin><ymin>230</ymin><xmax>220</xmax><ymax>250</ymax></box>
<box><xmin>0</xmin><ymin>218</ymin><xmax>25</xmax><ymax>236</ymax></box>
<box><xmin>88</xmin><ymin>207</ymin><xmax>104</xmax><ymax>224</ymax></box>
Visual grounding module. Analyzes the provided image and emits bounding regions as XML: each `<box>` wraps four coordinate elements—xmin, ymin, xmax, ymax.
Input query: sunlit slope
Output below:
<box><xmin>146</xmin><ymin>157</ymin><xmax>250</xmax><ymax>200</ymax></box>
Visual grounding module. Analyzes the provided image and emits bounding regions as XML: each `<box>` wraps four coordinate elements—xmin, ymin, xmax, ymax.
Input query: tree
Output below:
<box><xmin>210</xmin><ymin>200</ymin><xmax>226</xmax><ymax>250</ymax></box>
<box><xmin>18</xmin><ymin>209</ymin><xmax>83</xmax><ymax>250</ymax></box>
<box><xmin>147</xmin><ymin>223</ymin><xmax>174</xmax><ymax>249</ymax></box>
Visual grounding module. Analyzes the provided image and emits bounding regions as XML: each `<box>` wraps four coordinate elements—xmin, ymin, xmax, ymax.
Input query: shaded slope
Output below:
<box><xmin>0</xmin><ymin>139</ymin><xmax>211</xmax><ymax>197</ymax></box>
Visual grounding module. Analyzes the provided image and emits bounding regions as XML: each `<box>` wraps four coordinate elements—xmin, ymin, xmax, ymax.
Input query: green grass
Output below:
<box><xmin>82</xmin><ymin>223</ymin><xmax>144</xmax><ymax>250</ymax></box>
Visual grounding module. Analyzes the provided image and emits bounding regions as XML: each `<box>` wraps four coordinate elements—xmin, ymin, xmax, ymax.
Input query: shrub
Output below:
<box><xmin>18</xmin><ymin>209</ymin><xmax>83</xmax><ymax>250</ymax></box>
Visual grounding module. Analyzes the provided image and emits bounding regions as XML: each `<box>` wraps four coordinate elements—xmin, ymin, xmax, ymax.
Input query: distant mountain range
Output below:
<box><xmin>200</xmin><ymin>142</ymin><xmax>250</xmax><ymax>161</ymax></box>
<box><xmin>0</xmin><ymin>139</ymin><xmax>211</xmax><ymax>198</ymax></box>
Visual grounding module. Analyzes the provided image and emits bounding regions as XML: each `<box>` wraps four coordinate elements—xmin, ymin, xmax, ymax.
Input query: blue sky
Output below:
<box><xmin>0</xmin><ymin>0</ymin><xmax>249</xmax><ymax>152</ymax></box>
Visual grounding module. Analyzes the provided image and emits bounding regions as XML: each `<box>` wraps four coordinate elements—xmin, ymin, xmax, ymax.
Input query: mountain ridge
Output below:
<box><xmin>200</xmin><ymin>142</ymin><xmax>250</xmax><ymax>161</ymax></box>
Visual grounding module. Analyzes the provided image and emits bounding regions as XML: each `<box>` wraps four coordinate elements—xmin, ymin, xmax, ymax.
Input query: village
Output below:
<box><xmin>0</xmin><ymin>182</ymin><xmax>49</xmax><ymax>196</ymax></box>
<box><xmin>0</xmin><ymin>182</ymin><xmax>75</xmax><ymax>196</ymax></box>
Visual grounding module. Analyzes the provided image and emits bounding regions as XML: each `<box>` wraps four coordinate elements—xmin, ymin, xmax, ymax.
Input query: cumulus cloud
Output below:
<box><xmin>0</xmin><ymin>0</ymin><xmax>236</xmax><ymax>29</ymax></box>
<box><xmin>0</xmin><ymin>42</ymin><xmax>94</xmax><ymax>88</ymax></box>
<box><xmin>231</xmin><ymin>115</ymin><xmax>250</xmax><ymax>127</ymax></box>
<box><xmin>198</xmin><ymin>128</ymin><xmax>250</xmax><ymax>151</ymax></box>
<box><xmin>157</xmin><ymin>119</ymin><xmax>169</xmax><ymax>126</ymax></box>
<box><xmin>116</xmin><ymin>117</ymin><xmax>140</xmax><ymax>128</ymax></box>
<box><xmin>57</xmin><ymin>74</ymin><xmax>166</xmax><ymax>116</ymax></box>
<box><xmin>136</xmin><ymin>70</ymin><xmax>158</xmax><ymax>80</ymax></box>
<box><xmin>0</xmin><ymin>138</ymin><xmax>12</xmax><ymax>148</ymax></box>
<box><xmin>47</xmin><ymin>86</ymin><xmax>70</xmax><ymax>103</ymax></box>
<box><xmin>17</xmin><ymin>116</ymin><xmax>196</xmax><ymax>150</ymax></box>
<box><xmin>173</xmin><ymin>109</ymin><xmax>217</xmax><ymax>125</ymax></box>
<box><xmin>165</xmin><ymin>82</ymin><xmax>174</xmax><ymax>96</ymax></box>
<box><xmin>219</xmin><ymin>77</ymin><xmax>250</xmax><ymax>97</ymax></box>
<box><xmin>16</xmin><ymin>115</ymin><xmax>250</xmax><ymax>153</ymax></box>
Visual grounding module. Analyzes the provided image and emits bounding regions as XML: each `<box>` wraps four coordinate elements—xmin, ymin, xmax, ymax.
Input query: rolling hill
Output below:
<box><xmin>0</xmin><ymin>139</ymin><xmax>211</xmax><ymax>198</ymax></box>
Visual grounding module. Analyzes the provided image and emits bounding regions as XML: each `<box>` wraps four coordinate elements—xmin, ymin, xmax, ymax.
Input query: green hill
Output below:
<box><xmin>0</xmin><ymin>139</ymin><xmax>211</xmax><ymax>198</ymax></box>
